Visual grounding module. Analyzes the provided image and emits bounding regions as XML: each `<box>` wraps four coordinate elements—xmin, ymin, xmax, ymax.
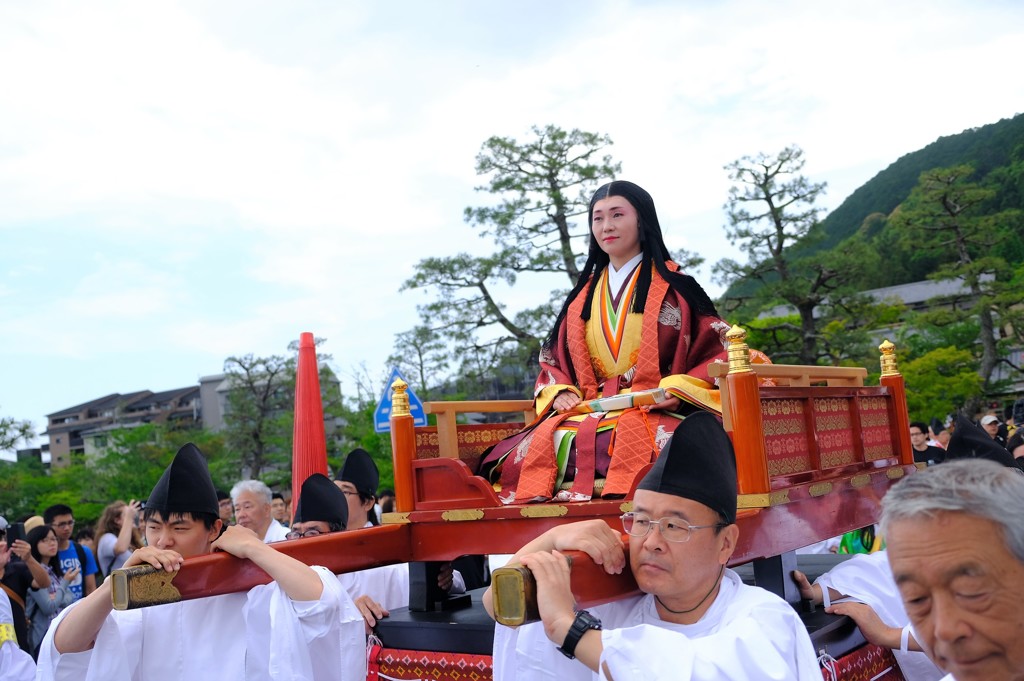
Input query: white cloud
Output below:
<box><xmin>1</xmin><ymin>0</ymin><xmax>1022</xmax><ymax>436</ymax></box>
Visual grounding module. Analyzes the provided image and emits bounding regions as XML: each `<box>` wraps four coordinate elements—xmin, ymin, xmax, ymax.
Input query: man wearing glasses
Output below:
<box><xmin>909</xmin><ymin>421</ymin><xmax>945</xmax><ymax>466</ymax></box>
<box><xmin>484</xmin><ymin>412</ymin><xmax>820</xmax><ymax>680</ymax></box>
<box><xmin>42</xmin><ymin>505</ymin><xmax>98</xmax><ymax>602</ymax></box>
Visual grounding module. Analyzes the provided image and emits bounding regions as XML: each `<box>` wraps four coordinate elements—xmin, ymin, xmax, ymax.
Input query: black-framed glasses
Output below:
<box><xmin>285</xmin><ymin>528</ymin><xmax>323</xmax><ymax>540</ymax></box>
<box><xmin>620</xmin><ymin>512</ymin><xmax>725</xmax><ymax>543</ymax></box>
<box><xmin>54</xmin><ymin>520</ymin><xmax>75</xmax><ymax>529</ymax></box>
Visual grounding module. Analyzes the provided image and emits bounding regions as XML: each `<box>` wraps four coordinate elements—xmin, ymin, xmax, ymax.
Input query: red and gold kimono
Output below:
<box><xmin>482</xmin><ymin>261</ymin><xmax>733</xmax><ymax>504</ymax></box>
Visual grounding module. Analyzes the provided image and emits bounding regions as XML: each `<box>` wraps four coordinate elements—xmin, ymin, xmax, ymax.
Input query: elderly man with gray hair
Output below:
<box><xmin>230</xmin><ymin>480</ymin><xmax>290</xmax><ymax>543</ymax></box>
<box><xmin>881</xmin><ymin>458</ymin><xmax>1024</xmax><ymax>681</ymax></box>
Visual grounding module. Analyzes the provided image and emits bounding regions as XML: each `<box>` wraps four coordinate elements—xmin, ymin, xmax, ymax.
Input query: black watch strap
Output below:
<box><xmin>557</xmin><ymin>609</ymin><xmax>602</xmax><ymax>659</ymax></box>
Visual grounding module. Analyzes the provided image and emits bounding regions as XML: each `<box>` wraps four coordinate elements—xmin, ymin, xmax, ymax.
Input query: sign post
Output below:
<box><xmin>374</xmin><ymin>367</ymin><xmax>427</xmax><ymax>433</ymax></box>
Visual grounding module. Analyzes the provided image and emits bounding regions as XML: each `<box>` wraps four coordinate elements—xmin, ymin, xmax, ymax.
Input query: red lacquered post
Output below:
<box><xmin>389</xmin><ymin>379</ymin><xmax>416</xmax><ymax>513</ymax></box>
<box><xmin>724</xmin><ymin>326</ymin><xmax>770</xmax><ymax>496</ymax></box>
<box><xmin>879</xmin><ymin>340</ymin><xmax>913</xmax><ymax>467</ymax></box>
<box><xmin>291</xmin><ymin>332</ymin><xmax>329</xmax><ymax>516</ymax></box>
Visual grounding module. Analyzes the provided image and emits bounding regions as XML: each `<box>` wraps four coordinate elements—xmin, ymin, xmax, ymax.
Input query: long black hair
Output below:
<box><xmin>27</xmin><ymin>524</ymin><xmax>63</xmax><ymax>577</ymax></box>
<box><xmin>544</xmin><ymin>181</ymin><xmax>719</xmax><ymax>349</ymax></box>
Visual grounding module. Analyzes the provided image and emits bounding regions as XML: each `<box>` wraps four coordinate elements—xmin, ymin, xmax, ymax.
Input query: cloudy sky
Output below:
<box><xmin>2</xmin><ymin>0</ymin><xmax>1021</xmax><ymax>455</ymax></box>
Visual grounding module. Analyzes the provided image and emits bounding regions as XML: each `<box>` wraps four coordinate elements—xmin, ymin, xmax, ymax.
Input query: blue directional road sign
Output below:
<box><xmin>374</xmin><ymin>366</ymin><xmax>428</xmax><ymax>433</ymax></box>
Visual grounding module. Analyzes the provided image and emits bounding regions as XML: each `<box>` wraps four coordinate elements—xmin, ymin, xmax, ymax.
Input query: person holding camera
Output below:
<box><xmin>95</xmin><ymin>500</ymin><xmax>144</xmax><ymax>579</ymax></box>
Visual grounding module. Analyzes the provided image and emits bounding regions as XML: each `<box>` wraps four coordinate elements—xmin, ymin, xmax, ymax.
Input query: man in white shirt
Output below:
<box><xmin>231</xmin><ymin>479</ymin><xmax>290</xmax><ymax>543</ymax></box>
<box><xmin>484</xmin><ymin>412</ymin><xmax>820</xmax><ymax>680</ymax></box>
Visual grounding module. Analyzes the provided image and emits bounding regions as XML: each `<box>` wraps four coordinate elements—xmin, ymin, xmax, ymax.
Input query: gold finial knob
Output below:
<box><xmin>726</xmin><ymin>325</ymin><xmax>752</xmax><ymax>374</ymax></box>
<box><xmin>879</xmin><ymin>339</ymin><xmax>899</xmax><ymax>377</ymax></box>
<box><xmin>391</xmin><ymin>378</ymin><xmax>410</xmax><ymax>417</ymax></box>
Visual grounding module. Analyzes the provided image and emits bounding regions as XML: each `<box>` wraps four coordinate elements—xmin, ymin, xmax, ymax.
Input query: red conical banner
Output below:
<box><xmin>291</xmin><ymin>332</ymin><xmax>329</xmax><ymax>516</ymax></box>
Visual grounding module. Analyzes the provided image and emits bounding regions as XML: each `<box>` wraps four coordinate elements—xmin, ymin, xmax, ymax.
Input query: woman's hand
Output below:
<box><xmin>120</xmin><ymin>499</ymin><xmax>142</xmax><ymax>526</ymax></box>
<box><xmin>62</xmin><ymin>566</ymin><xmax>81</xmax><ymax>585</ymax></box>
<box><xmin>553</xmin><ymin>391</ymin><xmax>582</xmax><ymax>412</ymax></box>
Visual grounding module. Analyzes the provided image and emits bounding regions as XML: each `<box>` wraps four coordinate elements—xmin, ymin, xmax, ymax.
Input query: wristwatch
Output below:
<box><xmin>557</xmin><ymin>609</ymin><xmax>602</xmax><ymax>659</ymax></box>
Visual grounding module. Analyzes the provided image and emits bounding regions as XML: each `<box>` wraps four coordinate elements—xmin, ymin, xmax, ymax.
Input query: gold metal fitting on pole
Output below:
<box><xmin>879</xmin><ymin>339</ymin><xmax>899</xmax><ymax>377</ymax></box>
<box><xmin>726</xmin><ymin>325</ymin><xmax>752</xmax><ymax>374</ymax></box>
<box><xmin>391</xmin><ymin>378</ymin><xmax>410</xmax><ymax>417</ymax></box>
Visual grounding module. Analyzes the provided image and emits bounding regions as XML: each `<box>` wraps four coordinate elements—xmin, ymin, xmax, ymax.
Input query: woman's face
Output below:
<box><xmin>591</xmin><ymin>195</ymin><xmax>642</xmax><ymax>268</ymax></box>
<box><xmin>37</xmin><ymin>530</ymin><xmax>59</xmax><ymax>559</ymax></box>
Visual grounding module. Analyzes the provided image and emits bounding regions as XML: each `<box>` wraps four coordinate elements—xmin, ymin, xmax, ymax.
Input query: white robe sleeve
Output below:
<box><xmin>814</xmin><ymin>551</ymin><xmax>944</xmax><ymax>681</ymax></box>
<box><xmin>492</xmin><ymin>621</ymin><xmax>595</xmax><ymax>681</ymax></box>
<box><xmin>35</xmin><ymin>602</ymin><xmax>140</xmax><ymax>681</ymax></box>
<box><xmin>244</xmin><ymin>565</ymin><xmax>365</xmax><ymax>681</ymax></box>
<box><xmin>599</xmin><ymin>603</ymin><xmax>821</xmax><ymax>681</ymax></box>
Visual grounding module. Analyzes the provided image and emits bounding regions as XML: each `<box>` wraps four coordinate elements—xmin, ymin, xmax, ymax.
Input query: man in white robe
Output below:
<box><xmin>484</xmin><ymin>412</ymin><xmax>821</xmax><ymax>680</ymax></box>
<box><xmin>37</xmin><ymin>443</ymin><xmax>364</xmax><ymax>681</ymax></box>
<box><xmin>793</xmin><ymin>551</ymin><xmax>943</xmax><ymax>681</ymax></box>
<box><xmin>1</xmin><ymin>588</ymin><xmax>35</xmax><ymax>681</ymax></box>
<box><xmin>880</xmin><ymin>417</ymin><xmax>1024</xmax><ymax>681</ymax></box>
<box><xmin>289</xmin><ymin>472</ymin><xmax>462</xmax><ymax>630</ymax></box>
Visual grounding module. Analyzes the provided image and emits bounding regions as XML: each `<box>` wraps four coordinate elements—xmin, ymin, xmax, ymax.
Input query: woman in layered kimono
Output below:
<box><xmin>479</xmin><ymin>181</ymin><xmax>735</xmax><ymax>504</ymax></box>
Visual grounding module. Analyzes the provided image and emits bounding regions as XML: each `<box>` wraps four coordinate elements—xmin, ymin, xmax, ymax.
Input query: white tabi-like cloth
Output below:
<box><xmin>263</xmin><ymin>519</ymin><xmax>290</xmax><ymax>544</ymax></box>
<box><xmin>35</xmin><ymin>565</ymin><xmax>364</xmax><ymax>681</ymax></box>
<box><xmin>1</xmin><ymin>591</ymin><xmax>35</xmax><ymax>681</ymax></box>
<box><xmin>493</xmin><ymin>568</ymin><xmax>820</xmax><ymax>681</ymax></box>
<box><xmin>815</xmin><ymin>550</ymin><xmax>944</xmax><ymax>681</ymax></box>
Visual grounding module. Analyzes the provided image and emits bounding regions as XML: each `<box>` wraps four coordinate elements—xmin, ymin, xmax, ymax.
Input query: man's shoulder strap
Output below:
<box><xmin>72</xmin><ymin>540</ymin><xmax>87</xmax><ymax>568</ymax></box>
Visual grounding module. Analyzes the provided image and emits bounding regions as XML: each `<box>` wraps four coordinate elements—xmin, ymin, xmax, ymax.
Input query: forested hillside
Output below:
<box><xmin>814</xmin><ymin>113</ymin><xmax>1024</xmax><ymax>288</ymax></box>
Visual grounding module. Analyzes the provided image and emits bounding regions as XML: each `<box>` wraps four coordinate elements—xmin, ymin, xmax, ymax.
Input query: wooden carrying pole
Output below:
<box><xmin>490</xmin><ymin>544</ymin><xmax>639</xmax><ymax>627</ymax></box>
<box><xmin>110</xmin><ymin>524</ymin><xmax>411</xmax><ymax>609</ymax></box>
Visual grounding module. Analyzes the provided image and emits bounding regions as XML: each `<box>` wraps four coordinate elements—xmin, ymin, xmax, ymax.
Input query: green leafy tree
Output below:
<box><xmin>386</xmin><ymin>325</ymin><xmax>449</xmax><ymax>401</ymax></box>
<box><xmin>889</xmin><ymin>164</ymin><xmax>1022</xmax><ymax>409</ymax></box>
<box><xmin>222</xmin><ymin>352</ymin><xmax>295</xmax><ymax>481</ymax></box>
<box><xmin>901</xmin><ymin>346</ymin><xmax>985</xmax><ymax>421</ymax></box>
<box><xmin>399</xmin><ymin>125</ymin><xmax>621</xmax><ymax>388</ymax></box>
<box><xmin>0</xmin><ymin>408</ymin><xmax>33</xmax><ymax>452</ymax></box>
<box><xmin>222</xmin><ymin>338</ymin><xmax>345</xmax><ymax>484</ymax></box>
<box><xmin>714</xmin><ymin>146</ymin><xmax>884</xmax><ymax>364</ymax></box>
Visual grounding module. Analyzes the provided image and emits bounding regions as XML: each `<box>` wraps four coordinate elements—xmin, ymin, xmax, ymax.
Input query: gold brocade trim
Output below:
<box><xmin>441</xmin><ymin>509</ymin><xmax>485</xmax><ymax>522</ymax></box>
<box><xmin>768</xmin><ymin>454</ymin><xmax>811</xmax><ymax>476</ymax></box>
<box><xmin>519</xmin><ymin>505</ymin><xmax>568</xmax><ymax>518</ymax></box>
<box><xmin>809</xmin><ymin>482</ymin><xmax>833</xmax><ymax>497</ymax></box>
<box><xmin>821</xmin><ymin>450</ymin><xmax>855</xmax><ymax>469</ymax></box>
<box><xmin>865</xmin><ymin>444</ymin><xmax>894</xmax><ymax>460</ymax></box>
<box><xmin>762</xmin><ymin>399</ymin><xmax>805</xmax><ymax>417</ymax></box>
<box><xmin>859</xmin><ymin>412</ymin><xmax>891</xmax><ymax>428</ymax></box>
<box><xmin>382</xmin><ymin>512</ymin><xmax>411</xmax><ymax>524</ymax></box>
<box><xmin>763</xmin><ymin>417</ymin><xmax>804</xmax><ymax>437</ymax></box>
<box><xmin>619</xmin><ymin>501</ymin><xmax>633</xmax><ymax>513</ymax></box>
<box><xmin>0</xmin><ymin>623</ymin><xmax>16</xmax><ymax>645</ymax></box>
<box><xmin>850</xmin><ymin>474</ymin><xmax>871</xmax><ymax>488</ymax></box>
<box><xmin>887</xmin><ymin>467</ymin><xmax>905</xmax><ymax>479</ymax></box>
